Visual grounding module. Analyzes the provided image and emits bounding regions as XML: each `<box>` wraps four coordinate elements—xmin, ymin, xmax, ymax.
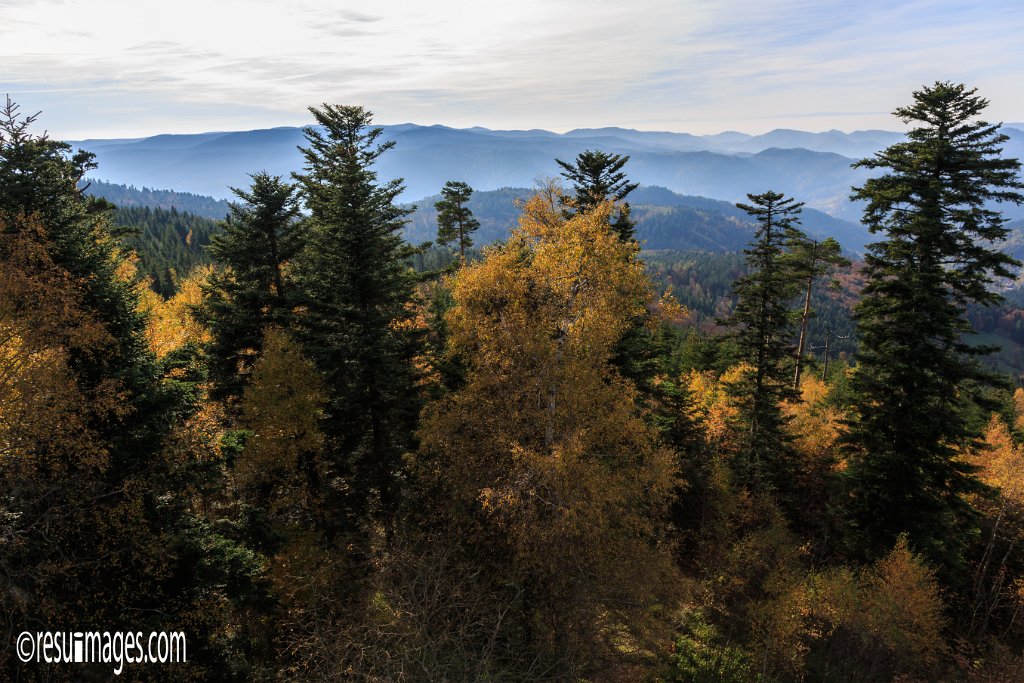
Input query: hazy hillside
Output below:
<box><xmin>404</xmin><ymin>185</ymin><xmax>871</xmax><ymax>253</ymax></box>
<box><xmin>75</xmin><ymin>123</ymin><xmax>1024</xmax><ymax>224</ymax></box>
<box><xmin>84</xmin><ymin>179</ymin><xmax>231</xmax><ymax>219</ymax></box>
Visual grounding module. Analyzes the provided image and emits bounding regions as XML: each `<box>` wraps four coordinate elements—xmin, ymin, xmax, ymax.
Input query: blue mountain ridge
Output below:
<box><xmin>73</xmin><ymin>123</ymin><xmax>1024</xmax><ymax>227</ymax></box>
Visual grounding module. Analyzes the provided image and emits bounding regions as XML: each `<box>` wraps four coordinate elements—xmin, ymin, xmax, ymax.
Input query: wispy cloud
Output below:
<box><xmin>1</xmin><ymin>0</ymin><xmax>1021</xmax><ymax>137</ymax></box>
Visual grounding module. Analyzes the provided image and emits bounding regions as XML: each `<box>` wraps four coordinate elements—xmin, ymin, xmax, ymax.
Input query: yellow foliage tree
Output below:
<box><xmin>804</xmin><ymin>535</ymin><xmax>946</xmax><ymax>680</ymax></box>
<box><xmin>417</xmin><ymin>191</ymin><xmax>678</xmax><ymax>671</ymax></box>
<box><xmin>140</xmin><ymin>265</ymin><xmax>213</xmax><ymax>359</ymax></box>
<box><xmin>966</xmin><ymin>415</ymin><xmax>1024</xmax><ymax>639</ymax></box>
<box><xmin>780</xmin><ymin>373</ymin><xmax>848</xmax><ymax>536</ymax></box>
<box><xmin>235</xmin><ymin>326</ymin><xmax>327</xmax><ymax>516</ymax></box>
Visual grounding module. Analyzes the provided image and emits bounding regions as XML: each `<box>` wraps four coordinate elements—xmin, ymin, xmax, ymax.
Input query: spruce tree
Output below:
<box><xmin>291</xmin><ymin>104</ymin><xmax>420</xmax><ymax>543</ymax></box>
<box><xmin>725</xmin><ymin>190</ymin><xmax>807</xmax><ymax>486</ymax></box>
<box><xmin>434</xmin><ymin>179</ymin><xmax>479</xmax><ymax>262</ymax></box>
<box><xmin>204</xmin><ymin>171</ymin><xmax>303</xmax><ymax>402</ymax></box>
<box><xmin>842</xmin><ymin>82</ymin><xmax>1024</xmax><ymax>580</ymax></box>
<box><xmin>556</xmin><ymin>149</ymin><xmax>639</xmax><ymax>240</ymax></box>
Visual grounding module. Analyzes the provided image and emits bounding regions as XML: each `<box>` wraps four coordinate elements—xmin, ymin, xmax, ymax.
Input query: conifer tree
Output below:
<box><xmin>203</xmin><ymin>171</ymin><xmax>303</xmax><ymax>402</ymax></box>
<box><xmin>434</xmin><ymin>179</ymin><xmax>479</xmax><ymax>262</ymax></box>
<box><xmin>724</xmin><ymin>190</ymin><xmax>807</xmax><ymax>486</ymax></box>
<box><xmin>842</xmin><ymin>82</ymin><xmax>1024</xmax><ymax>579</ymax></box>
<box><xmin>556</xmin><ymin>149</ymin><xmax>639</xmax><ymax>240</ymax></box>
<box><xmin>0</xmin><ymin>98</ymin><xmax>259</xmax><ymax>676</ymax></box>
<box><xmin>291</xmin><ymin>104</ymin><xmax>420</xmax><ymax>543</ymax></box>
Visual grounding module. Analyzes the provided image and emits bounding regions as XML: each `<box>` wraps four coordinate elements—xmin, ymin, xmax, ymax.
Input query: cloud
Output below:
<box><xmin>1</xmin><ymin>0</ymin><xmax>1022</xmax><ymax>137</ymax></box>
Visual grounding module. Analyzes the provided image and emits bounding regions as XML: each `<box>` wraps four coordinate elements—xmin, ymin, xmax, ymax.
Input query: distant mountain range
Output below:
<box><xmin>85</xmin><ymin>180</ymin><xmax>870</xmax><ymax>255</ymax></box>
<box><xmin>404</xmin><ymin>186</ymin><xmax>871</xmax><ymax>253</ymax></box>
<box><xmin>75</xmin><ymin>123</ymin><xmax>1024</xmax><ymax>224</ymax></box>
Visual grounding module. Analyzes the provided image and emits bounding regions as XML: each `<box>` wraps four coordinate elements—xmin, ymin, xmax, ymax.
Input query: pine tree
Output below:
<box><xmin>203</xmin><ymin>171</ymin><xmax>303</xmax><ymax>402</ymax></box>
<box><xmin>434</xmin><ymin>180</ymin><xmax>479</xmax><ymax>262</ymax></box>
<box><xmin>842</xmin><ymin>82</ymin><xmax>1024</xmax><ymax>580</ymax></box>
<box><xmin>556</xmin><ymin>149</ymin><xmax>639</xmax><ymax>240</ymax></box>
<box><xmin>291</xmin><ymin>104</ymin><xmax>420</xmax><ymax>543</ymax></box>
<box><xmin>724</xmin><ymin>190</ymin><xmax>807</xmax><ymax>486</ymax></box>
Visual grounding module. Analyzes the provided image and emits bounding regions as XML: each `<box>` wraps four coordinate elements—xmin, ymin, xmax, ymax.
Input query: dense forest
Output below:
<box><xmin>4</xmin><ymin>83</ymin><xmax>1024</xmax><ymax>681</ymax></box>
<box><xmin>84</xmin><ymin>179</ymin><xmax>231</xmax><ymax>219</ymax></box>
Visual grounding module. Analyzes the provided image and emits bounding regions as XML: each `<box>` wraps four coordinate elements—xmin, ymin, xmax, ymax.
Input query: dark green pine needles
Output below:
<box><xmin>291</xmin><ymin>104</ymin><xmax>421</xmax><ymax>542</ymax></box>
<box><xmin>842</xmin><ymin>82</ymin><xmax>1024</xmax><ymax>581</ymax></box>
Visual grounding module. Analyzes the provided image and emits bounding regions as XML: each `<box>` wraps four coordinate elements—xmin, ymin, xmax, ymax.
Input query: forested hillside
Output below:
<box><xmin>404</xmin><ymin>184</ymin><xmax>870</xmax><ymax>252</ymax></box>
<box><xmin>6</xmin><ymin>84</ymin><xmax>1024</xmax><ymax>681</ymax></box>
<box><xmin>84</xmin><ymin>179</ymin><xmax>230</xmax><ymax>219</ymax></box>
<box><xmin>112</xmin><ymin>206</ymin><xmax>220</xmax><ymax>295</ymax></box>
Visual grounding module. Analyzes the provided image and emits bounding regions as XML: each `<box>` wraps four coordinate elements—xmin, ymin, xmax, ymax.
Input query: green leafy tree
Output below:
<box><xmin>291</xmin><ymin>104</ymin><xmax>421</xmax><ymax>546</ymax></box>
<box><xmin>203</xmin><ymin>171</ymin><xmax>303</xmax><ymax>402</ymax></box>
<box><xmin>556</xmin><ymin>149</ymin><xmax>639</xmax><ymax>240</ymax></box>
<box><xmin>434</xmin><ymin>180</ymin><xmax>479</xmax><ymax>262</ymax></box>
<box><xmin>724</xmin><ymin>190</ymin><xmax>807</xmax><ymax>486</ymax></box>
<box><xmin>790</xmin><ymin>237</ymin><xmax>849</xmax><ymax>390</ymax></box>
<box><xmin>842</xmin><ymin>82</ymin><xmax>1024</xmax><ymax>580</ymax></box>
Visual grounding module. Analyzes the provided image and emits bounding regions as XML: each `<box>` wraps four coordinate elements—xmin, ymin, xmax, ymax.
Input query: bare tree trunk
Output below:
<box><xmin>793</xmin><ymin>274</ymin><xmax>814</xmax><ymax>390</ymax></box>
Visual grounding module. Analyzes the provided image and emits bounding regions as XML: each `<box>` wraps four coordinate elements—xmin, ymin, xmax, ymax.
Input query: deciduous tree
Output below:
<box><xmin>417</xmin><ymin>192</ymin><xmax>677</xmax><ymax>674</ymax></box>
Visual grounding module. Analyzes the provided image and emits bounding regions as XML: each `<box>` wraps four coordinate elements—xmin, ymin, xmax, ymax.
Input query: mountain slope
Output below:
<box><xmin>403</xmin><ymin>185</ymin><xmax>870</xmax><ymax>253</ymax></box>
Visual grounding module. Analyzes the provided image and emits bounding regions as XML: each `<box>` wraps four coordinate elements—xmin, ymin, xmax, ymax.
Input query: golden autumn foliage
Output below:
<box><xmin>417</xmin><ymin>192</ymin><xmax>678</xmax><ymax>667</ymax></box>
<box><xmin>235</xmin><ymin>326</ymin><xmax>327</xmax><ymax>511</ymax></box>
<box><xmin>0</xmin><ymin>215</ymin><xmax>112</xmax><ymax>471</ymax></box>
<box><xmin>684</xmin><ymin>364</ymin><xmax>748</xmax><ymax>453</ymax></box>
<box><xmin>974</xmin><ymin>415</ymin><xmax>1024</xmax><ymax>507</ymax></box>
<box><xmin>782</xmin><ymin>374</ymin><xmax>845</xmax><ymax>462</ymax></box>
<box><xmin>964</xmin><ymin>414</ymin><xmax>1024</xmax><ymax>642</ymax></box>
<box><xmin>694</xmin><ymin>532</ymin><xmax>946</xmax><ymax>681</ymax></box>
<box><xmin>804</xmin><ymin>535</ymin><xmax>947</xmax><ymax>678</ymax></box>
<box><xmin>140</xmin><ymin>265</ymin><xmax>213</xmax><ymax>359</ymax></box>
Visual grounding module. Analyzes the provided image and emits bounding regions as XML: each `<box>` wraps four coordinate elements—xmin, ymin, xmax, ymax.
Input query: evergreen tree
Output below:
<box><xmin>724</xmin><ymin>190</ymin><xmax>807</xmax><ymax>486</ymax></box>
<box><xmin>291</xmin><ymin>104</ymin><xmax>420</xmax><ymax>545</ymax></box>
<box><xmin>842</xmin><ymin>82</ymin><xmax>1024</xmax><ymax>580</ymax></box>
<box><xmin>434</xmin><ymin>179</ymin><xmax>479</xmax><ymax>262</ymax></box>
<box><xmin>203</xmin><ymin>171</ymin><xmax>303</xmax><ymax>402</ymax></box>
<box><xmin>0</xmin><ymin>98</ymin><xmax>260</xmax><ymax>677</ymax></box>
<box><xmin>556</xmin><ymin>149</ymin><xmax>639</xmax><ymax>240</ymax></box>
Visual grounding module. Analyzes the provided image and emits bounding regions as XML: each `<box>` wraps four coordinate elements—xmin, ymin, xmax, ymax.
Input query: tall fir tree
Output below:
<box><xmin>724</xmin><ymin>190</ymin><xmax>807</xmax><ymax>488</ymax></box>
<box><xmin>203</xmin><ymin>171</ymin><xmax>303</xmax><ymax>402</ymax></box>
<box><xmin>291</xmin><ymin>104</ymin><xmax>421</xmax><ymax>546</ymax></box>
<box><xmin>434</xmin><ymin>180</ymin><xmax>479</xmax><ymax>262</ymax></box>
<box><xmin>842</xmin><ymin>82</ymin><xmax>1024</xmax><ymax>580</ymax></box>
<box><xmin>556</xmin><ymin>149</ymin><xmax>639</xmax><ymax>240</ymax></box>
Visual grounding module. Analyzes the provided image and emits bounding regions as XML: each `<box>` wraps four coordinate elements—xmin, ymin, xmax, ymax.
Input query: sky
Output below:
<box><xmin>1</xmin><ymin>0</ymin><xmax>1022</xmax><ymax>139</ymax></box>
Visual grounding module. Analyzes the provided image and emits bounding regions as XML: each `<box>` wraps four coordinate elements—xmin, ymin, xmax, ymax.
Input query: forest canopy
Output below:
<box><xmin>2</xmin><ymin>83</ymin><xmax>1024</xmax><ymax>681</ymax></box>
